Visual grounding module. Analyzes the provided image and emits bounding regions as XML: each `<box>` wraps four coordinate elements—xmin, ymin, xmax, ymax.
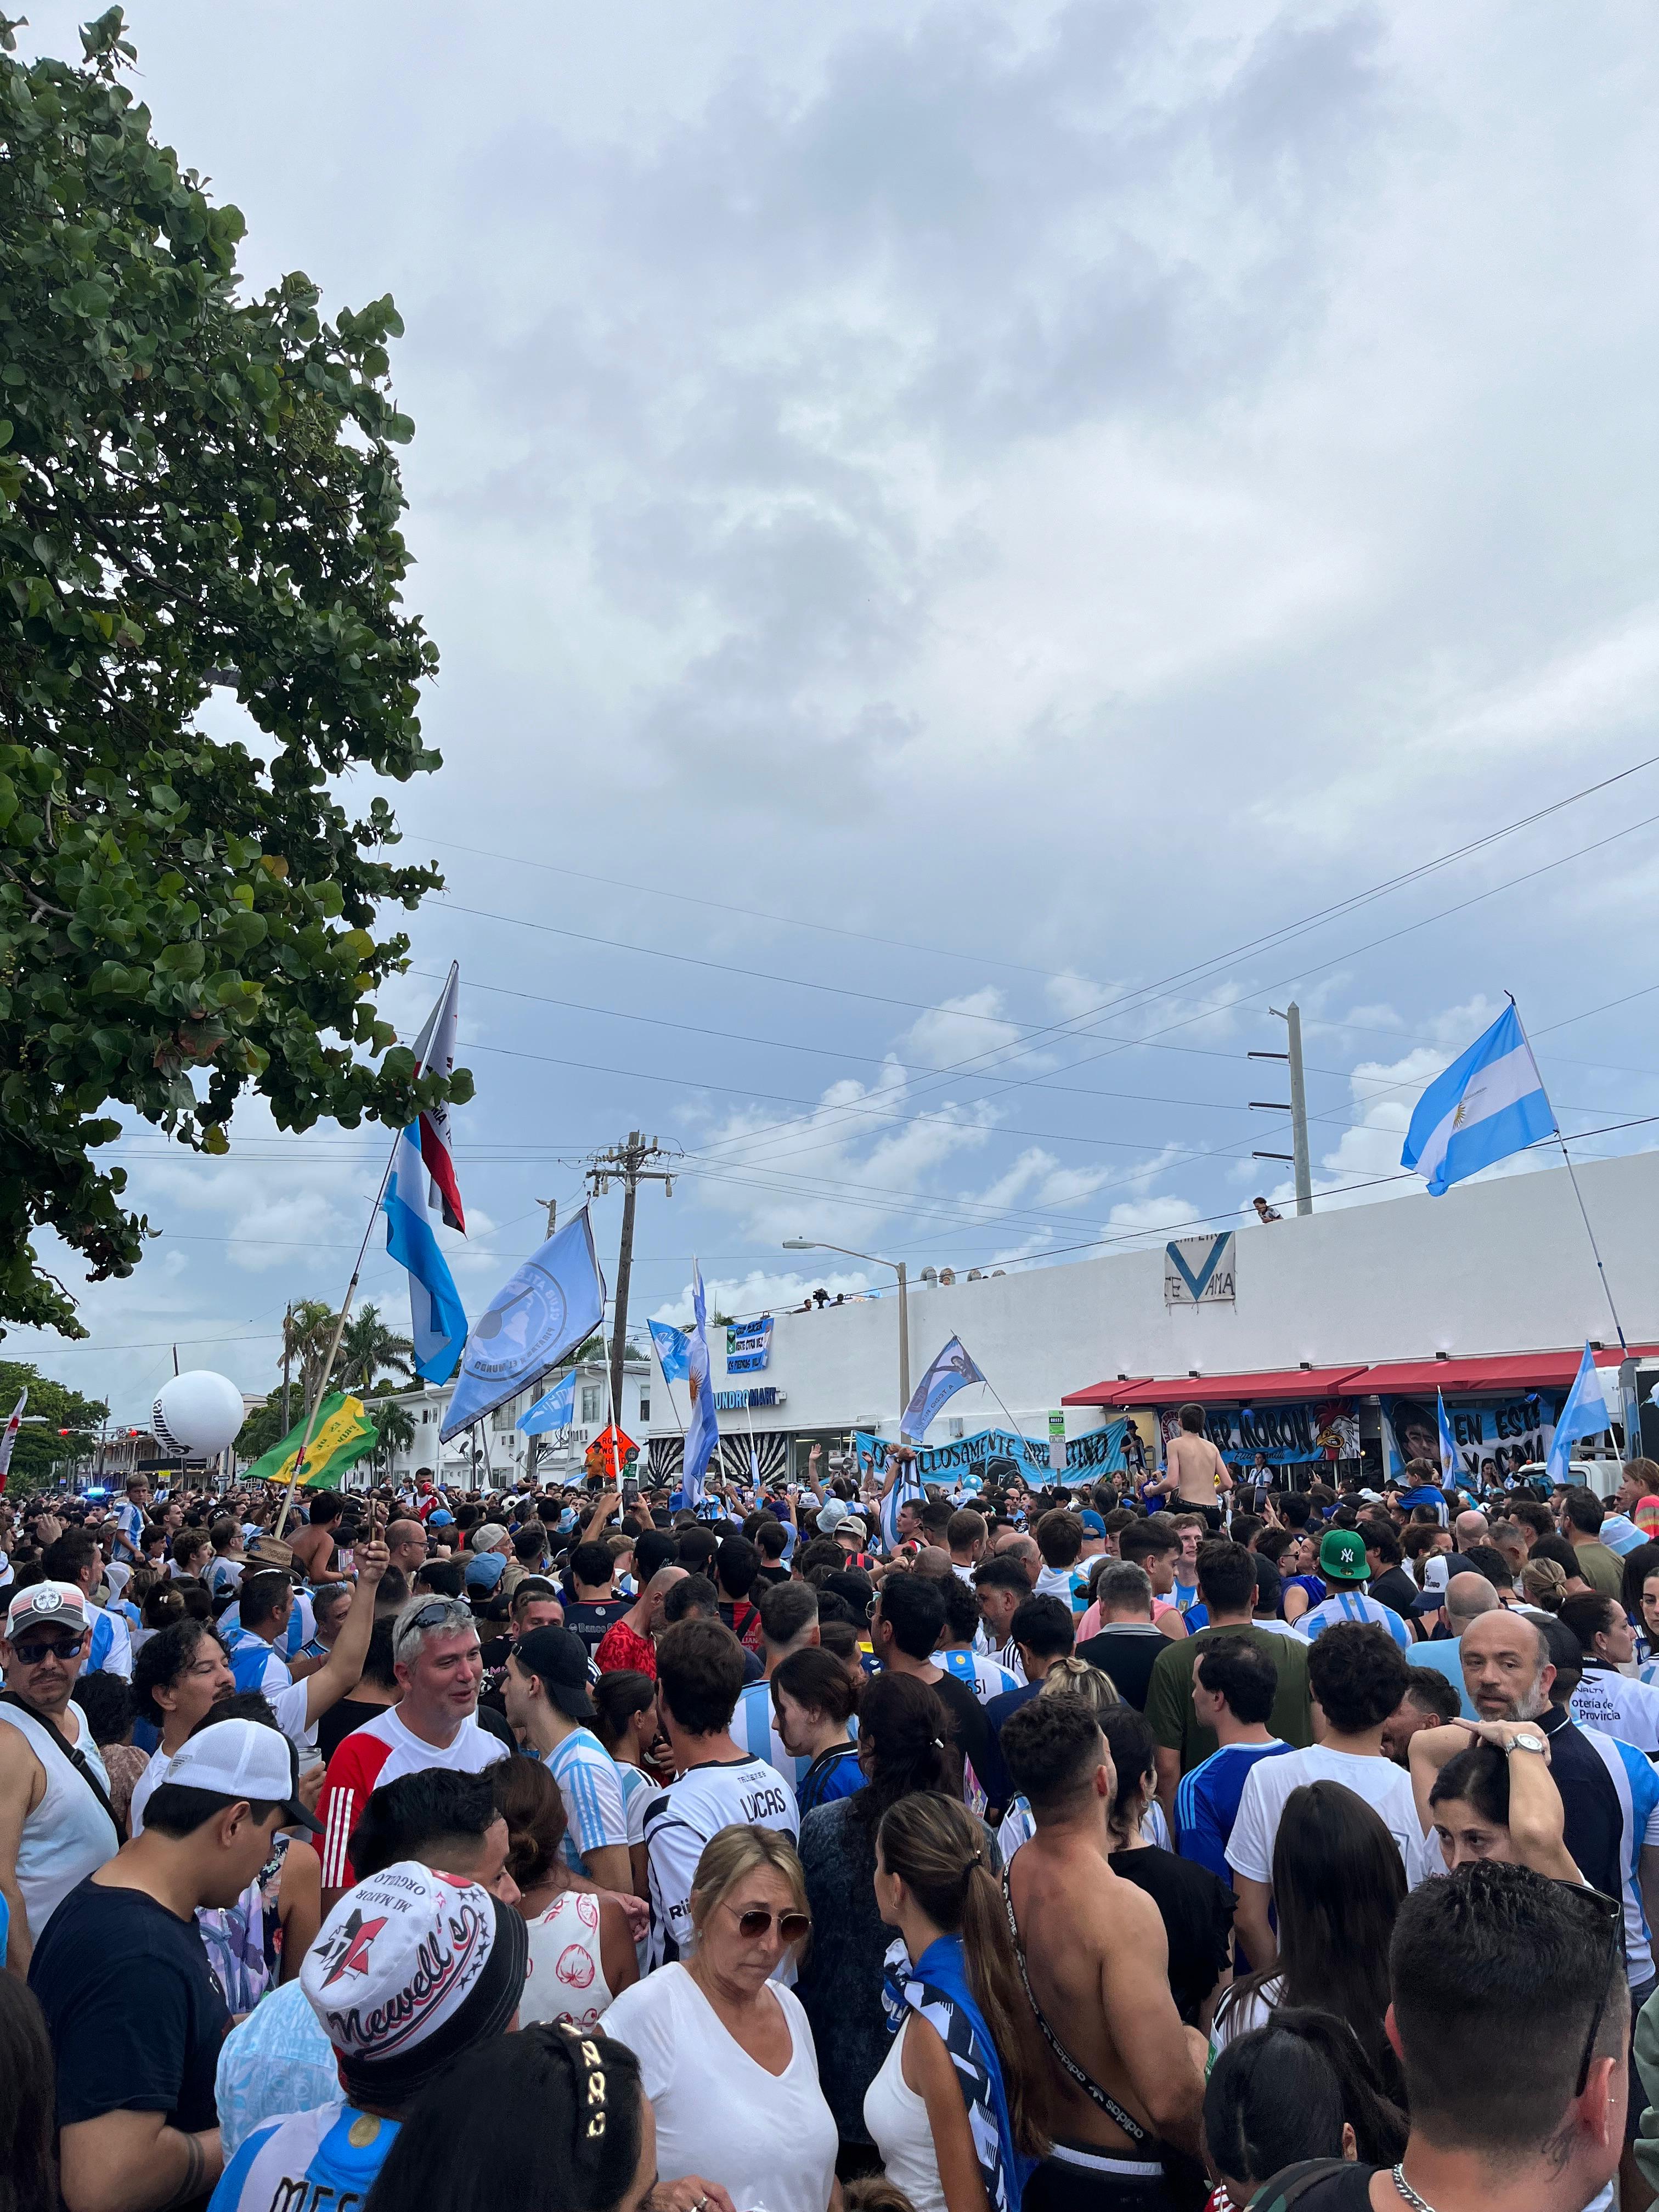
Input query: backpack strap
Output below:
<box><xmin>1252</xmin><ymin>2159</ymin><xmax>1368</xmax><ymax>2208</ymax></box>
<box><xmin>0</xmin><ymin>1689</ymin><xmax>126</xmax><ymax>1843</ymax></box>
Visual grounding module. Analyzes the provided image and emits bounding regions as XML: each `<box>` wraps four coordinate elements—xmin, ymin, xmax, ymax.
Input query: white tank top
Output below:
<box><xmin>519</xmin><ymin>1889</ymin><xmax>614</xmax><ymax>2035</ymax></box>
<box><xmin>864</xmin><ymin>2017</ymin><xmax>948</xmax><ymax>2212</ymax></box>
<box><xmin>0</xmin><ymin>1699</ymin><xmax>119</xmax><ymax>1945</ymax></box>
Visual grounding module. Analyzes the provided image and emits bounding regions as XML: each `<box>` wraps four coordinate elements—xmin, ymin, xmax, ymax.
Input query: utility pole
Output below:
<box><xmin>1250</xmin><ymin>1002</ymin><xmax>1313</xmax><ymax>1217</ymax></box>
<box><xmin>536</xmin><ymin>1196</ymin><xmax>558</xmax><ymax>1239</ymax></box>
<box><xmin>584</xmin><ymin>1134</ymin><xmax>678</xmax><ymax>1431</ymax></box>
<box><xmin>281</xmin><ymin>1304</ymin><xmax>292</xmax><ymax>1434</ymax></box>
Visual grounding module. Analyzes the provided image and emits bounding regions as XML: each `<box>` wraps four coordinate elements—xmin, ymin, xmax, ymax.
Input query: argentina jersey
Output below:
<box><xmin>1581</xmin><ymin>1724</ymin><xmax>1659</xmax><ymax>1987</ymax></box>
<box><xmin>735</xmin><ymin>1678</ymin><xmax>809</xmax><ymax>1792</ymax></box>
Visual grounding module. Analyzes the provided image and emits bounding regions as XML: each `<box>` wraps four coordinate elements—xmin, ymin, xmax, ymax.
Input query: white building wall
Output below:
<box><xmin>701</xmin><ymin>1150</ymin><xmax>1659</xmax><ymax>1442</ymax></box>
<box><xmin>373</xmin><ymin>1360</ymin><xmax>653</xmax><ymax>1487</ymax></box>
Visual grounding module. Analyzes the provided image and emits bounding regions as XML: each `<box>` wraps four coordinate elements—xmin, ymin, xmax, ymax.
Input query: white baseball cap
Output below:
<box><xmin>5</xmin><ymin>1581</ymin><xmax>90</xmax><ymax>1640</ymax></box>
<box><xmin>161</xmin><ymin>1716</ymin><xmax>322</xmax><ymax>1833</ymax></box>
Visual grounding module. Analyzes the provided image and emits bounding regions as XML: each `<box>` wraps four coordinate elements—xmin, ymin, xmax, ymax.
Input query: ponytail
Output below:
<box><xmin>877</xmin><ymin>1792</ymin><xmax>1051</xmax><ymax>2157</ymax></box>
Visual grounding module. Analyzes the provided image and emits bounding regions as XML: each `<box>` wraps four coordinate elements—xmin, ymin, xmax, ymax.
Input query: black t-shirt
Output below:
<box><xmin>317</xmin><ymin>1693</ymin><xmax>395</xmax><ymax>1765</ymax></box>
<box><xmin>31</xmin><ymin>1874</ymin><xmax>229</xmax><ymax>2193</ymax></box>
<box><xmin>929</xmin><ymin>1669</ymin><xmax>994</xmax><ymax>1809</ymax></box>
<box><xmin>563</xmin><ymin>1598</ymin><xmax>630</xmax><ymax>1660</ymax></box>
<box><xmin>1076</xmin><ymin>1623</ymin><xmax>1167</xmax><ymax>1709</ymax></box>
<box><xmin>1368</xmin><ymin>1565</ymin><xmax>1423</xmax><ymax>1623</ymax></box>
<box><xmin>1109</xmin><ymin>1844</ymin><xmax>1235</xmax><ymax>2025</ymax></box>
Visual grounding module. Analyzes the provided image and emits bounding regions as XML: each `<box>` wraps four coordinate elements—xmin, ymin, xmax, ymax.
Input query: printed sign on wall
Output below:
<box><xmin>1164</xmin><ymin>1233</ymin><xmax>1237</xmax><ymax>1308</ymax></box>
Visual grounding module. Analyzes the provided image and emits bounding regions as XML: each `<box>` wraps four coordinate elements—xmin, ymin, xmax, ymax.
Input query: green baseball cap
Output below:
<box><xmin>1318</xmin><ymin>1528</ymin><xmax>1370</xmax><ymax>1584</ymax></box>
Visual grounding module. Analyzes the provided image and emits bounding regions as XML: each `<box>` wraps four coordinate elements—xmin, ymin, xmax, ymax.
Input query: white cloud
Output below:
<box><xmin>902</xmin><ymin>986</ymin><xmax>1023</xmax><ymax>1068</ymax></box>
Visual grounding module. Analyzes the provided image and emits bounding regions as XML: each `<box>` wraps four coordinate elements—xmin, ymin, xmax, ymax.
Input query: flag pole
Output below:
<box><xmin>602</xmin><ymin>1308</ymin><xmax>622</xmax><ymax>1483</ymax></box>
<box><xmin>653</xmin><ymin>1338</ymin><xmax>687</xmax><ymax>1435</ymax></box>
<box><xmin>273</xmin><ymin>963</ymin><xmax>460</xmax><ymax>1540</ymax></box>
<box><xmin>1510</xmin><ymin>995</ymin><xmax>1628</xmax><ymax>1353</ymax></box>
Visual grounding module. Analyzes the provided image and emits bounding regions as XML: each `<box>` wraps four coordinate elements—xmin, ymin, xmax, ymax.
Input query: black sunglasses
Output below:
<box><xmin>1571</xmin><ymin>1884</ymin><xmax>1627</xmax><ymax>2099</ymax></box>
<box><xmin>12</xmin><ymin>1633</ymin><xmax>88</xmax><ymax>1664</ymax></box>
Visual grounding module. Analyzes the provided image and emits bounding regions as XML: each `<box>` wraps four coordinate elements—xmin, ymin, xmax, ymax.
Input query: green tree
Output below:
<box><xmin>333</xmin><ymin>1302</ymin><xmax>414</xmax><ymax>1395</ymax></box>
<box><xmin>281</xmin><ymin>1300</ymin><xmax>338</xmax><ymax>1415</ymax></box>
<box><xmin>368</xmin><ymin>1395</ymin><xmax>415</xmax><ymax>1478</ymax></box>
<box><xmin>234</xmin><ymin>1392</ymin><xmax>287</xmax><ymax>1464</ymax></box>
<box><xmin>0</xmin><ymin>12</ymin><xmax>469</xmax><ymax>1338</ymax></box>
<box><xmin>0</xmin><ymin>1358</ymin><xmax>106</xmax><ymax>1493</ymax></box>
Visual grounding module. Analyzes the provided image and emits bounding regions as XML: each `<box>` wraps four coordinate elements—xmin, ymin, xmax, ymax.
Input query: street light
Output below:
<box><xmin>783</xmin><ymin>1239</ymin><xmax>911</xmax><ymax>1419</ymax></box>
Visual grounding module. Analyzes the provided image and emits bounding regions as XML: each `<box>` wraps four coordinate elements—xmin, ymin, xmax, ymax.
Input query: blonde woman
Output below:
<box><xmin>600</xmin><ymin>1826</ymin><xmax>840</xmax><ymax>2212</ymax></box>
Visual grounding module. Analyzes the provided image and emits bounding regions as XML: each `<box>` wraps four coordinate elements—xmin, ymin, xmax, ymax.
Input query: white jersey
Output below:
<box><xmin>641</xmin><ymin>1754</ymin><xmax>799</xmax><ymax>1967</ymax></box>
<box><xmin>735</xmin><ymin>1678</ymin><xmax>809</xmax><ymax>1791</ymax></box>
<box><xmin>1572</xmin><ymin>1667</ymin><xmax>1659</xmax><ymax>1758</ymax></box>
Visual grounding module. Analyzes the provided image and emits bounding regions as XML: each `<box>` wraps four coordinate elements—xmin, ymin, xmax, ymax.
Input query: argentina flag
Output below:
<box><xmin>682</xmin><ymin>1262</ymin><xmax>719</xmax><ymax>1506</ymax></box>
<box><xmin>900</xmin><ymin>1336</ymin><xmax>986</xmax><ymax>1443</ymax></box>
<box><xmin>384</xmin><ymin>1124</ymin><xmax>469</xmax><ymax>1384</ymax></box>
<box><xmin>879</xmin><ymin>1450</ymin><xmax>928</xmax><ymax>1553</ymax></box>
<box><xmin>1400</xmin><ymin>1003</ymin><xmax>1555</xmax><ymax>1197</ymax></box>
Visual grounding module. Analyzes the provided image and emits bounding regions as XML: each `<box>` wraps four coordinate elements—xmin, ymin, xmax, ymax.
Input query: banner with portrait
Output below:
<box><xmin>1156</xmin><ymin>1397</ymin><xmax>1359</xmax><ymax>1467</ymax></box>
<box><xmin>1381</xmin><ymin>1393</ymin><xmax>1557</xmax><ymax>1483</ymax></box>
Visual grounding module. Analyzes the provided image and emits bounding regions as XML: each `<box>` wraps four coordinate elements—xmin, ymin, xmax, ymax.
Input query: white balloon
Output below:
<box><xmin>153</xmin><ymin>1370</ymin><xmax>246</xmax><ymax>1456</ymax></box>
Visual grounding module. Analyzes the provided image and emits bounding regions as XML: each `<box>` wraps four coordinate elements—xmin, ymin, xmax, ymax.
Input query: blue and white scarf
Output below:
<box><xmin>882</xmin><ymin>1934</ymin><xmax>1032</xmax><ymax>2212</ymax></box>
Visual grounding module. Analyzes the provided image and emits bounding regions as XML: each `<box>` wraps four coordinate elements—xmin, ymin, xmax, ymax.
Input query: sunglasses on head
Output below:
<box><xmin>12</xmin><ymin>1632</ymin><xmax>88</xmax><ymax>1664</ymax></box>
<box><xmin>724</xmin><ymin>1901</ymin><xmax>811</xmax><ymax>1944</ymax></box>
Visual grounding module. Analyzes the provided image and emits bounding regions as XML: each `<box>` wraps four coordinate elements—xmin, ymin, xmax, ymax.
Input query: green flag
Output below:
<box><xmin>245</xmin><ymin>1392</ymin><xmax>380</xmax><ymax>1489</ymax></box>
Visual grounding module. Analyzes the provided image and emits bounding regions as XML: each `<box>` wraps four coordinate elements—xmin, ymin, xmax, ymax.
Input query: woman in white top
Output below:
<box><xmin>492</xmin><ymin>1754</ymin><xmax>638</xmax><ymax>2033</ymax></box>
<box><xmin>601</xmin><ymin>1825</ymin><xmax>839</xmax><ymax>2212</ymax></box>
<box><xmin>866</xmin><ymin>1792</ymin><xmax>1048</xmax><ymax>2212</ymax></box>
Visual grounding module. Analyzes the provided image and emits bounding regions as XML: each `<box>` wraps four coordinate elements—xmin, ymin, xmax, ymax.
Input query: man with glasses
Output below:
<box><xmin>315</xmin><ymin>1594</ymin><xmax>507</xmax><ymax>1905</ymax></box>
<box><xmin>0</xmin><ymin>1581</ymin><xmax>121</xmax><ymax>1973</ymax></box>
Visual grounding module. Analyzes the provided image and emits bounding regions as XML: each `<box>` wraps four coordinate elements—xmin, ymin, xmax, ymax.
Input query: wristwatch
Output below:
<box><xmin>1505</xmin><ymin>1733</ymin><xmax>1548</xmax><ymax>1757</ymax></box>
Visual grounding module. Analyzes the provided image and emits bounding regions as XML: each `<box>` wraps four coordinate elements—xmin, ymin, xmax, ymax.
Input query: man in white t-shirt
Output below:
<box><xmin>641</xmin><ymin>1617</ymin><xmax>799</xmax><ymax>1967</ymax></box>
<box><xmin>502</xmin><ymin>1623</ymin><xmax>630</xmax><ymax>1891</ymax></box>
<box><xmin>1228</xmin><ymin>1620</ymin><xmax>1417</xmax><ymax>1969</ymax></box>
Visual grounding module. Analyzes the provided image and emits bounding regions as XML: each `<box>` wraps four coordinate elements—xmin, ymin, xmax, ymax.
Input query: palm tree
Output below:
<box><xmin>369</xmin><ymin>1398</ymin><xmax>416</xmax><ymax>1479</ymax></box>
<box><xmin>334</xmin><ymin>1304</ymin><xmax>416</xmax><ymax>1395</ymax></box>
<box><xmin>283</xmin><ymin>1300</ymin><xmax>340</xmax><ymax>1417</ymax></box>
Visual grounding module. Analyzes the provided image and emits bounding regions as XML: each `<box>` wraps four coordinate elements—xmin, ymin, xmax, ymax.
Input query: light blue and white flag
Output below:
<box><xmin>383</xmin><ymin>1125</ymin><xmax>469</xmax><ymax>1385</ymax></box>
<box><xmin>1437</xmin><ymin>1392</ymin><xmax>1460</xmax><ymax>1487</ymax></box>
<box><xmin>681</xmin><ymin>1262</ymin><xmax>719</xmax><ymax>1507</ymax></box>
<box><xmin>879</xmin><ymin>1453</ymin><xmax>929</xmax><ymax>1554</ymax></box>
<box><xmin>1547</xmin><ymin>1342</ymin><xmax>1613</xmax><ymax>1483</ymax></box>
<box><xmin>900</xmin><ymin>1336</ymin><xmax>986</xmax><ymax>1443</ymax></box>
<box><xmin>518</xmin><ymin>1369</ymin><xmax>577</xmax><ymax>1436</ymax></box>
<box><xmin>648</xmin><ymin>1317</ymin><xmax>691</xmax><ymax>1383</ymax></box>
<box><xmin>441</xmin><ymin>1209</ymin><xmax>606</xmax><ymax>1441</ymax></box>
<box><xmin>1401</xmin><ymin>1003</ymin><xmax>1555</xmax><ymax>1197</ymax></box>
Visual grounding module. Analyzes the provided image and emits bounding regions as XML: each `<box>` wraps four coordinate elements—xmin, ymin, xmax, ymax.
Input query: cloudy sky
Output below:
<box><xmin>14</xmin><ymin>1</ymin><xmax>1659</xmax><ymax>1426</ymax></box>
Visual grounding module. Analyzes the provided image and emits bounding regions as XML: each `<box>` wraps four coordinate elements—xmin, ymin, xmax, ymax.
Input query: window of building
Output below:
<box><xmin>581</xmin><ymin>1386</ymin><xmax>602</xmax><ymax>1424</ymax></box>
<box><xmin>639</xmin><ymin>1392</ymin><xmax>651</xmax><ymax>1424</ymax></box>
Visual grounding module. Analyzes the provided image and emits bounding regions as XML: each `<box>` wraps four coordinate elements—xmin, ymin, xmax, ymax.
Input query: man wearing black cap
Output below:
<box><xmin>502</xmin><ymin>1624</ymin><xmax>630</xmax><ymax>1893</ymax></box>
<box><xmin>30</xmin><ymin>1716</ymin><xmax>321</xmax><ymax>2212</ymax></box>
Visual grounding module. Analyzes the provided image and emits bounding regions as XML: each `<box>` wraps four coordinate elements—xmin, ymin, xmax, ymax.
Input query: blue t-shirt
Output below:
<box><xmin>1174</xmin><ymin>1741</ymin><xmax>1294</xmax><ymax>1884</ymax></box>
<box><xmin>1298</xmin><ymin>1588</ymin><xmax>1414</xmax><ymax>1652</ymax></box>
<box><xmin>211</xmin><ymin>2102</ymin><xmax>399</xmax><ymax>2212</ymax></box>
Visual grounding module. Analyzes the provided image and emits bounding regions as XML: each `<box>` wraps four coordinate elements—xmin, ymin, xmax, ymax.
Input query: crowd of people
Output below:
<box><xmin>1</xmin><ymin>1414</ymin><xmax>1657</xmax><ymax>2212</ymax></box>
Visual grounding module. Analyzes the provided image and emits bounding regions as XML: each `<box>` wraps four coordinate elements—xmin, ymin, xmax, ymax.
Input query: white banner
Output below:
<box><xmin>1164</xmin><ymin>1232</ymin><xmax>1236</xmax><ymax>1308</ymax></box>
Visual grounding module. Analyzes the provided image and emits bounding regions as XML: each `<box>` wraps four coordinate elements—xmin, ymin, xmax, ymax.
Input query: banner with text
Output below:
<box><xmin>853</xmin><ymin>1420</ymin><xmax>1127</xmax><ymax>1484</ymax></box>
<box><xmin>1381</xmin><ymin>1393</ymin><xmax>1557</xmax><ymax>1483</ymax></box>
<box><xmin>1157</xmin><ymin>1397</ymin><xmax>1359</xmax><ymax>1466</ymax></box>
<box><xmin>1164</xmin><ymin>1232</ymin><xmax>1237</xmax><ymax>1308</ymax></box>
<box><xmin>726</xmin><ymin>1317</ymin><xmax>772</xmax><ymax>1374</ymax></box>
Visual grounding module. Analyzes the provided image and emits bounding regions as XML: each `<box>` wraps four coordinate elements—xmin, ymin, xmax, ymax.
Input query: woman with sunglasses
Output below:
<box><xmin>600</xmin><ymin>1825</ymin><xmax>839</xmax><ymax>2212</ymax></box>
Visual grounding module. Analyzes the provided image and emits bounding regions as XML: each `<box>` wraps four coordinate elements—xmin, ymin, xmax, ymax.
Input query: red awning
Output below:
<box><xmin>1338</xmin><ymin>1347</ymin><xmax>1659</xmax><ymax>1397</ymax></box>
<box><xmin>1063</xmin><ymin>1365</ymin><xmax>1367</xmax><ymax>1408</ymax></box>
<box><xmin>1060</xmin><ymin>1378</ymin><xmax>1151</xmax><ymax>1408</ymax></box>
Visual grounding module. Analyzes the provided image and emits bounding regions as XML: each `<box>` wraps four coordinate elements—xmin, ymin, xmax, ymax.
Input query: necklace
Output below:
<box><xmin>1392</xmin><ymin>2163</ymin><xmax>1439</xmax><ymax>2212</ymax></box>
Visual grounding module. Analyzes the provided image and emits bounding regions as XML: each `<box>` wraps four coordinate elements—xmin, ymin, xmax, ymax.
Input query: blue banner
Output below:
<box><xmin>518</xmin><ymin>1369</ymin><xmax>577</xmax><ymax>1436</ymax></box>
<box><xmin>854</xmin><ymin>1421</ymin><xmax>1126</xmax><ymax>1484</ymax></box>
<box><xmin>725</xmin><ymin>1316</ymin><xmax>772</xmax><ymax>1374</ymax></box>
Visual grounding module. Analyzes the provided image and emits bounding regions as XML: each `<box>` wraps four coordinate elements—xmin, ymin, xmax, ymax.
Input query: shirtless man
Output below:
<box><xmin>287</xmin><ymin>1491</ymin><xmax>352</xmax><ymax>1585</ymax></box>
<box><xmin>1000</xmin><ymin>1696</ymin><xmax>1204</xmax><ymax>2211</ymax></box>
<box><xmin>1154</xmin><ymin>1402</ymin><xmax>1232</xmax><ymax>1529</ymax></box>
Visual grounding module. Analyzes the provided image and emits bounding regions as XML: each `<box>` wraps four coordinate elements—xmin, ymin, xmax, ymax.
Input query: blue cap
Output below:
<box><xmin>1080</xmin><ymin>1510</ymin><xmax>1107</xmax><ymax>1536</ymax></box>
<box><xmin>465</xmin><ymin>1550</ymin><xmax>506</xmax><ymax>1591</ymax></box>
<box><xmin>428</xmin><ymin>1509</ymin><xmax>454</xmax><ymax>1527</ymax></box>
